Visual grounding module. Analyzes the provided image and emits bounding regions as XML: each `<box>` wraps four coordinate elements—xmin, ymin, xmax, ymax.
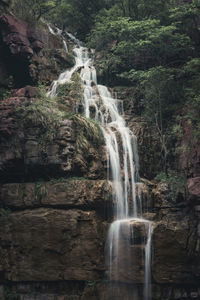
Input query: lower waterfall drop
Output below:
<box><xmin>47</xmin><ymin>27</ymin><xmax>153</xmax><ymax>300</ymax></box>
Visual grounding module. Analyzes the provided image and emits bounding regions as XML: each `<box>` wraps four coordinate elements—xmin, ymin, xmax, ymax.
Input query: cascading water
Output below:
<box><xmin>47</xmin><ymin>26</ymin><xmax>153</xmax><ymax>300</ymax></box>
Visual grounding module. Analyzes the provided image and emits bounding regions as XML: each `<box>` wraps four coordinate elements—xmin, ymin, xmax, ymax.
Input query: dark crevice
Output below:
<box><xmin>0</xmin><ymin>32</ymin><xmax>33</xmax><ymax>88</ymax></box>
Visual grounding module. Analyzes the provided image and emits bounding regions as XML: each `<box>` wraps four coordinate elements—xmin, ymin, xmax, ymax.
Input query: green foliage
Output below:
<box><xmin>175</xmin><ymin>96</ymin><xmax>200</xmax><ymax>143</ymax></box>
<box><xmin>35</xmin><ymin>182</ymin><xmax>48</xmax><ymax>201</ymax></box>
<box><xmin>4</xmin><ymin>288</ymin><xmax>19</xmax><ymax>300</ymax></box>
<box><xmin>11</xmin><ymin>0</ymin><xmax>61</xmax><ymax>22</ymax></box>
<box><xmin>0</xmin><ymin>208</ymin><xmax>11</xmax><ymax>217</ymax></box>
<box><xmin>169</xmin><ymin>2</ymin><xmax>200</xmax><ymax>41</ymax></box>
<box><xmin>50</xmin><ymin>177</ymin><xmax>69</xmax><ymax>184</ymax></box>
<box><xmin>50</xmin><ymin>177</ymin><xmax>88</xmax><ymax>184</ymax></box>
<box><xmin>68</xmin><ymin>176</ymin><xmax>89</xmax><ymax>181</ymax></box>
<box><xmin>86</xmin><ymin>280</ymin><xmax>96</xmax><ymax>287</ymax></box>
<box><xmin>57</xmin><ymin>72</ymin><xmax>83</xmax><ymax>104</ymax></box>
<box><xmin>85</xmin><ymin>0</ymin><xmax>200</xmax><ymax>174</ymax></box>
<box><xmin>122</xmin><ymin>66</ymin><xmax>181</xmax><ymax>122</ymax></box>
<box><xmin>88</xmin><ymin>17</ymin><xmax>193</xmax><ymax>74</ymax></box>
<box><xmin>0</xmin><ymin>87</ymin><xmax>10</xmax><ymax>100</ymax></box>
<box><xmin>0</xmin><ymin>76</ymin><xmax>14</xmax><ymax>100</ymax></box>
<box><xmin>14</xmin><ymin>92</ymin><xmax>64</xmax><ymax>144</ymax></box>
<box><xmin>155</xmin><ymin>170</ymin><xmax>187</xmax><ymax>190</ymax></box>
<box><xmin>6</xmin><ymin>0</ymin><xmax>200</xmax><ymax>176</ymax></box>
<box><xmin>47</xmin><ymin>0</ymin><xmax>106</xmax><ymax>40</ymax></box>
<box><xmin>72</xmin><ymin>114</ymin><xmax>103</xmax><ymax>152</ymax></box>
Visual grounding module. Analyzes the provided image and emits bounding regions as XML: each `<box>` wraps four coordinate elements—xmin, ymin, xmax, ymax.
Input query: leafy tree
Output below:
<box><xmin>11</xmin><ymin>0</ymin><xmax>61</xmax><ymax>22</ymax></box>
<box><xmin>87</xmin><ymin>16</ymin><xmax>193</xmax><ymax>82</ymax></box>
<box><xmin>169</xmin><ymin>2</ymin><xmax>200</xmax><ymax>46</ymax></box>
<box><xmin>47</xmin><ymin>0</ymin><xmax>106</xmax><ymax>40</ymax></box>
<box><xmin>121</xmin><ymin>66</ymin><xmax>183</xmax><ymax>172</ymax></box>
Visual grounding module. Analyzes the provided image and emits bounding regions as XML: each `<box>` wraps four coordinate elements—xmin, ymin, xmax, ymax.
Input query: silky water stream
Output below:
<box><xmin>47</xmin><ymin>26</ymin><xmax>153</xmax><ymax>300</ymax></box>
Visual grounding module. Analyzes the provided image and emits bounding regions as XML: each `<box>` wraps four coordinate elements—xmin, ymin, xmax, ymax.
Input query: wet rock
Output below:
<box><xmin>106</xmin><ymin>219</ymin><xmax>150</xmax><ymax>283</ymax></box>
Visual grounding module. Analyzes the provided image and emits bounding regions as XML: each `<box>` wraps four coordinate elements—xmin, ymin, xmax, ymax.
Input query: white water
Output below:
<box><xmin>47</xmin><ymin>28</ymin><xmax>153</xmax><ymax>299</ymax></box>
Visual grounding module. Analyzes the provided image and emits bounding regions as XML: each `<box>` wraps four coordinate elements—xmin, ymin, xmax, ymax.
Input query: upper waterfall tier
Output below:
<box><xmin>47</xmin><ymin>27</ymin><xmax>153</xmax><ymax>300</ymax></box>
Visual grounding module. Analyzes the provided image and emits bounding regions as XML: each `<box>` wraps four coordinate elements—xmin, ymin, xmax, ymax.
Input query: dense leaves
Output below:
<box><xmin>85</xmin><ymin>0</ymin><xmax>200</xmax><ymax>173</ymax></box>
<box><xmin>10</xmin><ymin>0</ymin><xmax>61</xmax><ymax>22</ymax></box>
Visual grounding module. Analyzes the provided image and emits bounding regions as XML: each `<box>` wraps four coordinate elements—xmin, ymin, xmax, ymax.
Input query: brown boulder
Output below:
<box><xmin>12</xmin><ymin>85</ymin><xmax>38</xmax><ymax>98</ymax></box>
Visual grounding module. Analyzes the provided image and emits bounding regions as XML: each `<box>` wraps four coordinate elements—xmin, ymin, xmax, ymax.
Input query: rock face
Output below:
<box><xmin>0</xmin><ymin>92</ymin><xmax>106</xmax><ymax>182</ymax></box>
<box><xmin>0</xmin><ymin>180</ymin><xmax>112</xmax><ymax>209</ymax></box>
<box><xmin>0</xmin><ymin>13</ymin><xmax>74</xmax><ymax>89</ymax></box>
<box><xmin>0</xmin><ymin>208</ymin><xmax>106</xmax><ymax>281</ymax></box>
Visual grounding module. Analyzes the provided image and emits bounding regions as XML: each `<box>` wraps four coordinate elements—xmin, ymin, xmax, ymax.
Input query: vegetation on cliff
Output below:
<box><xmin>1</xmin><ymin>0</ymin><xmax>200</xmax><ymax>178</ymax></box>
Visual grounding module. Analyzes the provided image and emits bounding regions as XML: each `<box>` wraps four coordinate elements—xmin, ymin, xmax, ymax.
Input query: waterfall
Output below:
<box><xmin>47</xmin><ymin>28</ymin><xmax>153</xmax><ymax>299</ymax></box>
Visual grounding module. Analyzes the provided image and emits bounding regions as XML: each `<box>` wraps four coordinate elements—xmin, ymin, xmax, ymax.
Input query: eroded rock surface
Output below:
<box><xmin>0</xmin><ymin>13</ymin><xmax>74</xmax><ymax>88</ymax></box>
<box><xmin>0</xmin><ymin>94</ymin><xmax>106</xmax><ymax>182</ymax></box>
<box><xmin>0</xmin><ymin>208</ymin><xmax>107</xmax><ymax>282</ymax></box>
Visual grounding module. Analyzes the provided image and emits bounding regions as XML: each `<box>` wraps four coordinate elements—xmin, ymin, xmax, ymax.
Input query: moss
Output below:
<box><xmin>14</xmin><ymin>87</ymin><xmax>70</xmax><ymax>151</ymax></box>
<box><xmin>0</xmin><ymin>208</ymin><xmax>11</xmax><ymax>217</ymax></box>
<box><xmin>72</xmin><ymin>114</ymin><xmax>104</xmax><ymax>153</ymax></box>
<box><xmin>155</xmin><ymin>170</ymin><xmax>187</xmax><ymax>192</ymax></box>
<box><xmin>34</xmin><ymin>182</ymin><xmax>48</xmax><ymax>201</ymax></box>
<box><xmin>57</xmin><ymin>72</ymin><xmax>83</xmax><ymax>104</ymax></box>
<box><xmin>68</xmin><ymin>176</ymin><xmax>89</xmax><ymax>181</ymax></box>
<box><xmin>0</xmin><ymin>76</ymin><xmax>14</xmax><ymax>100</ymax></box>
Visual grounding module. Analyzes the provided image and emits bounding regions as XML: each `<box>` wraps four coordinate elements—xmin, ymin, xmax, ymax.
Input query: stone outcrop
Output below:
<box><xmin>0</xmin><ymin>180</ymin><xmax>112</xmax><ymax>209</ymax></box>
<box><xmin>0</xmin><ymin>13</ymin><xmax>74</xmax><ymax>89</ymax></box>
<box><xmin>0</xmin><ymin>91</ymin><xmax>106</xmax><ymax>182</ymax></box>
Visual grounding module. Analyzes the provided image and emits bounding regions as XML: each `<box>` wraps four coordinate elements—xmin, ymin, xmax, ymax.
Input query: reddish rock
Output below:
<box><xmin>32</xmin><ymin>40</ymin><xmax>43</xmax><ymax>51</ymax></box>
<box><xmin>179</xmin><ymin>121</ymin><xmax>200</xmax><ymax>177</ymax></box>
<box><xmin>188</xmin><ymin>177</ymin><xmax>200</xmax><ymax>201</ymax></box>
<box><xmin>0</xmin><ymin>97</ymin><xmax>26</xmax><ymax>136</ymax></box>
<box><xmin>0</xmin><ymin>13</ymin><xmax>33</xmax><ymax>57</ymax></box>
<box><xmin>12</xmin><ymin>85</ymin><xmax>38</xmax><ymax>98</ymax></box>
<box><xmin>0</xmin><ymin>13</ymin><xmax>74</xmax><ymax>87</ymax></box>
